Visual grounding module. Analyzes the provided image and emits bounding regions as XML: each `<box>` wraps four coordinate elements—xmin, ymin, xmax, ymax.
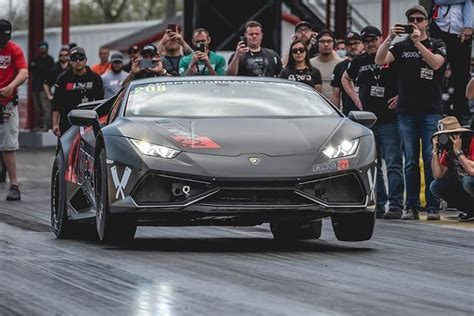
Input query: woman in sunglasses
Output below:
<box><xmin>279</xmin><ymin>39</ymin><xmax>322</xmax><ymax>92</ymax></box>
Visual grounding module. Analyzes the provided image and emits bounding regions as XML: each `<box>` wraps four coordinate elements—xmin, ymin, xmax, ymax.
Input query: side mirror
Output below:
<box><xmin>348</xmin><ymin>111</ymin><xmax>377</xmax><ymax>129</ymax></box>
<box><xmin>68</xmin><ymin>109</ymin><xmax>101</xmax><ymax>133</ymax></box>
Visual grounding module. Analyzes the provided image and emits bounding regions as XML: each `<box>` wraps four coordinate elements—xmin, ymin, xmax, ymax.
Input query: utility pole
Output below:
<box><xmin>165</xmin><ymin>0</ymin><xmax>176</xmax><ymax>18</ymax></box>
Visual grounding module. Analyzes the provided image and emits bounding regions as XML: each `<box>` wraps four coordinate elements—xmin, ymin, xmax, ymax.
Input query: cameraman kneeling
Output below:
<box><xmin>431</xmin><ymin>116</ymin><xmax>474</xmax><ymax>222</ymax></box>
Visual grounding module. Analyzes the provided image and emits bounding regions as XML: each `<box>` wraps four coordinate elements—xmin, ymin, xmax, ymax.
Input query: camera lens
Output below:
<box><xmin>438</xmin><ymin>134</ymin><xmax>449</xmax><ymax>146</ymax></box>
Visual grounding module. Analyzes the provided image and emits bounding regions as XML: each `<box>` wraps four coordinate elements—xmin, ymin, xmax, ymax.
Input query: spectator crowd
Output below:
<box><xmin>0</xmin><ymin>2</ymin><xmax>472</xmax><ymax>222</ymax></box>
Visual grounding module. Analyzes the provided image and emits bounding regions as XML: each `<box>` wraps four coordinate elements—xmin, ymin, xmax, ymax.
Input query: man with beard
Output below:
<box><xmin>330</xmin><ymin>32</ymin><xmax>364</xmax><ymax>113</ymax></box>
<box><xmin>52</xmin><ymin>46</ymin><xmax>104</xmax><ymax>136</ymax></box>
<box><xmin>0</xmin><ymin>19</ymin><xmax>28</xmax><ymax>201</ymax></box>
<box><xmin>158</xmin><ymin>25</ymin><xmax>193</xmax><ymax>76</ymax></box>
<box><xmin>101</xmin><ymin>53</ymin><xmax>128</xmax><ymax>98</ymax></box>
<box><xmin>44</xmin><ymin>46</ymin><xmax>70</xmax><ymax>105</ymax></box>
<box><xmin>310</xmin><ymin>30</ymin><xmax>343</xmax><ymax>100</ymax></box>
<box><xmin>30</xmin><ymin>41</ymin><xmax>54</xmax><ymax>130</ymax></box>
<box><xmin>227</xmin><ymin>21</ymin><xmax>282</xmax><ymax>77</ymax></box>
<box><xmin>342</xmin><ymin>26</ymin><xmax>404</xmax><ymax>219</ymax></box>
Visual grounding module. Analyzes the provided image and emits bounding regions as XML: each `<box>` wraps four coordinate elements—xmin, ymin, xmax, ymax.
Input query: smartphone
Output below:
<box><xmin>139</xmin><ymin>59</ymin><xmax>156</xmax><ymax>69</ymax></box>
<box><xmin>196</xmin><ymin>42</ymin><xmax>206</xmax><ymax>53</ymax></box>
<box><xmin>395</xmin><ymin>24</ymin><xmax>414</xmax><ymax>34</ymax></box>
<box><xmin>167</xmin><ymin>24</ymin><xmax>178</xmax><ymax>32</ymax></box>
<box><xmin>240</xmin><ymin>36</ymin><xmax>247</xmax><ymax>47</ymax></box>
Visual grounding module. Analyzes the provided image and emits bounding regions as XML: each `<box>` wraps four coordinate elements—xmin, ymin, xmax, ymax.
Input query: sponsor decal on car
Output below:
<box><xmin>313</xmin><ymin>159</ymin><xmax>350</xmax><ymax>172</ymax></box>
<box><xmin>156</xmin><ymin>121</ymin><xmax>221</xmax><ymax>149</ymax></box>
<box><xmin>110</xmin><ymin>165</ymin><xmax>131</xmax><ymax>200</ymax></box>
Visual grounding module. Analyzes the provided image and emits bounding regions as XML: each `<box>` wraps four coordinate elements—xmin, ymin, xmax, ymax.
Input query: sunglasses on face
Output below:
<box><xmin>318</xmin><ymin>39</ymin><xmax>333</xmax><ymax>44</ymax></box>
<box><xmin>59</xmin><ymin>54</ymin><xmax>69</xmax><ymax>57</ymax></box>
<box><xmin>70</xmin><ymin>55</ymin><xmax>86</xmax><ymax>62</ymax></box>
<box><xmin>408</xmin><ymin>16</ymin><xmax>425</xmax><ymax>23</ymax></box>
<box><xmin>291</xmin><ymin>47</ymin><xmax>306</xmax><ymax>54</ymax></box>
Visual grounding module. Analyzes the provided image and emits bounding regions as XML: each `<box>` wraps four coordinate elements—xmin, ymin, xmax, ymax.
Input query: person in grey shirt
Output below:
<box><xmin>101</xmin><ymin>52</ymin><xmax>128</xmax><ymax>98</ymax></box>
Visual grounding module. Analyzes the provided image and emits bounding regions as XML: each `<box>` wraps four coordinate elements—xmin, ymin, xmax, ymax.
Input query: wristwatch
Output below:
<box><xmin>454</xmin><ymin>150</ymin><xmax>464</xmax><ymax>158</ymax></box>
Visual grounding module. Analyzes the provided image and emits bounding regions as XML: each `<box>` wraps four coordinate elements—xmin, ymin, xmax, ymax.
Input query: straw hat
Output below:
<box><xmin>432</xmin><ymin>116</ymin><xmax>472</xmax><ymax>138</ymax></box>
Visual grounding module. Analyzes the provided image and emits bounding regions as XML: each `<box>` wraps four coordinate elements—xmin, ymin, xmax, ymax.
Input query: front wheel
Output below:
<box><xmin>95</xmin><ymin>148</ymin><xmax>136</xmax><ymax>244</ymax></box>
<box><xmin>270</xmin><ymin>220</ymin><xmax>322</xmax><ymax>241</ymax></box>
<box><xmin>331</xmin><ymin>212</ymin><xmax>375</xmax><ymax>241</ymax></box>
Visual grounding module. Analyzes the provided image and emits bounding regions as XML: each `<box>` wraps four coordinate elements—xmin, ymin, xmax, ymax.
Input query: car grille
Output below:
<box><xmin>199</xmin><ymin>189</ymin><xmax>312</xmax><ymax>206</ymax></box>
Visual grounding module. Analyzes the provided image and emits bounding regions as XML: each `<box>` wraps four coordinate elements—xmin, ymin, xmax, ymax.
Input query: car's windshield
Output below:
<box><xmin>125</xmin><ymin>80</ymin><xmax>338</xmax><ymax>118</ymax></box>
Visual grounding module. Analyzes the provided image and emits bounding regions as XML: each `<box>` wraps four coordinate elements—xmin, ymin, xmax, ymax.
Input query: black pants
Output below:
<box><xmin>430</xmin><ymin>23</ymin><xmax>472</xmax><ymax>117</ymax></box>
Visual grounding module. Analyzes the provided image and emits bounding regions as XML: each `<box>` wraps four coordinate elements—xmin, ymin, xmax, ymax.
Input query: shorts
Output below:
<box><xmin>0</xmin><ymin>102</ymin><xmax>19</xmax><ymax>151</ymax></box>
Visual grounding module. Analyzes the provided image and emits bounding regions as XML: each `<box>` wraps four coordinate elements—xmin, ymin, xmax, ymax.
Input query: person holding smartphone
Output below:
<box><xmin>375</xmin><ymin>5</ymin><xmax>447</xmax><ymax>220</ymax></box>
<box><xmin>158</xmin><ymin>24</ymin><xmax>193</xmax><ymax>76</ymax></box>
<box><xmin>179</xmin><ymin>28</ymin><xmax>226</xmax><ymax>76</ymax></box>
<box><xmin>122</xmin><ymin>44</ymin><xmax>168</xmax><ymax>86</ymax></box>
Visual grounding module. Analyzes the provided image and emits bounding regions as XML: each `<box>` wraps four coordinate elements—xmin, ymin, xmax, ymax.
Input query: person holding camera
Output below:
<box><xmin>431</xmin><ymin>116</ymin><xmax>474</xmax><ymax>222</ymax></box>
<box><xmin>52</xmin><ymin>46</ymin><xmax>104</xmax><ymax>137</ymax></box>
<box><xmin>0</xmin><ymin>19</ymin><xmax>28</xmax><ymax>201</ymax></box>
<box><xmin>226</xmin><ymin>21</ymin><xmax>282</xmax><ymax>77</ymax></box>
<box><xmin>179</xmin><ymin>28</ymin><xmax>226</xmax><ymax>76</ymax></box>
<box><xmin>158</xmin><ymin>24</ymin><xmax>193</xmax><ymax>76</ymax></box>
<box><xmin>122</xmin><ymin>44</ymin><xmax>168</xmax><ymax>86</ymax></box>
<box><xmin>375</xmin><ymin>5</ymin><xmax>447</xmax><ymax>220</ymax></box>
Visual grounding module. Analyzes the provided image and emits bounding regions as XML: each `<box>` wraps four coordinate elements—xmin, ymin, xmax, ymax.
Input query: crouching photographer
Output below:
<box><xmin>430</xmin><ymin>116</ymin><xmax>474</xmax><ymax>222</ymax></box>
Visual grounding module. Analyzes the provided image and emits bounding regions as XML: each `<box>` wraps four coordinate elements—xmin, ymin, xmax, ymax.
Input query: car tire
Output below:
<box><xmin>270</xmin><ymin>220</ymin><xmax>322</xmax><ymax>240</ymax></box>
<box><xmin>51</xmin><ymin>150</ymin><xmax>81</xmax><ymax>239</ymax></box>
<box><xmin>95</xmin><ymin>148</ymin><xmax>137</xmax><ymax>244</ymax></box>
<box><xmin>331</xmin><ymin>212</ymin><xmax>375</xmax><ymax>241</ymax></box>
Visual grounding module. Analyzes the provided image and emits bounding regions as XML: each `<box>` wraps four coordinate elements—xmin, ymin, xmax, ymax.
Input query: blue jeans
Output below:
<box><xmin>398</xmin><ymin>113</ymin><xmax>442</xmax><ymax>210</ymax></box>
<box><xmin>430</xmin><ymin>175</ymin><xmax>474</xmax><ymax>213</ymax></box>
<box><xmin>373</xmin><ymin>122</ymin><xmax>404</xmax><ymax>210</ymax></box>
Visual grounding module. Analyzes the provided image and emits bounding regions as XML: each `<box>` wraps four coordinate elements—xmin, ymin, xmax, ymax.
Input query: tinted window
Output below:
<box><xmin>125</xmin><ymin>80</ymin><xmax>338</xmax><ymax>118</ymax></box>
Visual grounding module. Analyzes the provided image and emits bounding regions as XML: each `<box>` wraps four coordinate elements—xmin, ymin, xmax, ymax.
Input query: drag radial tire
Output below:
<box><xmin>331</xmin><ymin>212</ymin><xmax>376</xmax><ymax>241</ymax></box>
<box><xmin>270</xmin><ymin>220</ymin><xmax>322</xmax><ymax>240</ymax></box>
<box><xmin>51</xmin><ymin>150</ymin><xmax>80</xmax><ymax>238</ymax></box>
<box><xmin>95</xmin><ymin>148</ymin><xmax>137</xmax><ymax>244</ymax></box>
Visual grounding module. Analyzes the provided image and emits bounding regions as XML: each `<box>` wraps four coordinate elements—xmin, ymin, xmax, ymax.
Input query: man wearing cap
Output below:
<box><xmin>330</xmin><ymin>31</ymin><xmax>363</xmax><ymax>114</ymax></box>
<box><xmin>310</xmin><ymin>29</ymin><xmax>343</xmax><ymax>100</ymax></box>
<box><xmin>30</xmin><ymin>41</ymin><xmax>54</xmax><ymax>130</ymax></box>
<box><xmin>43</xmin><ymin>46</ymin><xmax>70</xmax><ymax>103</ymax></box>
<box><xmin>0</xmin><ymin>19</ymin><xmax>28</xmax><ymax>201</ymax></box>
<box><xmin>227</xmin><ymin>21</ymin><xmax>282</xmax><ymax>77</ymax></box>
<box><xmin>124</xmin><ymin>45</ymin><xmax>140</xmax><ymax>73</ymax></box>
<box><xmin>122</xmin><ymin>44</ymin><xmax>168</xmax><ymax>86</ymax></box>
<box><xmin>294</xmin><ymin>21</ymin><xmax>318</xmax><ymax>58</ymax></box>
<box><xmin>101</xmin><ymin>52</ymin><xmax>127</xmax><ymax>98</ymax></box>
<box><xmin>52</xmin><ymin>46</ymin><xmax>104</xmax><ymax>136</ymax></box>
<box><xmin>342</xmin><ymin>26</ymin><xmax>404</xmax><ymax>219</ymax></box>
<box><xmin>376</xmin><ymin>5</ymin><xmax>447</xmax><ymax>220</ymax></box>
<box><xmin>91</xmin><ymin>47</ymin><xmax>111</xmax><ymax>76</ymax></box>
<box><xmin>430</xmin><ymin>0</ymin><xmax>472</xmax><ymax>126</ymax></box>
<box><xmin>431</xmin><ymin>116</ymin><xmax>474</xmax><ymax>222</ymax></box>
<box><xmin>179</xmin><ymin>28</ymin><xmax>226</xmax><ymax>76</ymax></box>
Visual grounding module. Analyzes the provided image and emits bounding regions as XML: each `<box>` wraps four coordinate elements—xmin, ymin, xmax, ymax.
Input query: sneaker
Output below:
<box><xmin>401</xmin><ymin>207</ymin><xmax>419</xmax><ymax>220</ymax></box>
<box><xmin>426</xmin><ymin>208</ymin><xmax>441</xmax><ymax>220</ymax></box>
<box><xmin>6</xmin><ymin>185</ymin><xmax>21</xmax><ymax>201</ymax></box>
<box><xmin>376</xmin><ymin>205</ymin><xmax>386</xmax><ymax>219</ymax></box>
<box><xmin>459</xmin><ymin>212</ymin><xmax>474</xmax><ymax>222</ymax></box>
<box><xmin>383</xmin><ymin>207</ymin><xmax>402</xmax><ymax>219</ymax></box>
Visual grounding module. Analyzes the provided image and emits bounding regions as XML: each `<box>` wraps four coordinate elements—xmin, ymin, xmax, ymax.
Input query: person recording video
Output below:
<box><xmin>430</xmin><ymin>116</ymin><xmax>474</xmax><ymax>222</ymax></box>
<box><xmin>122</xmin><ymin>44</ymin><xmax>168</xmax><ymax>86</ymax></box>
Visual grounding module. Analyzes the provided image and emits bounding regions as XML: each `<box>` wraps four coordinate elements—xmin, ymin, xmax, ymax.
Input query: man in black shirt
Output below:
<box><xmin>122</xmin><ymin>44</ymin><xmax>168</xmax><ymax>86</ymax></box>
<box><xmin>227</xmin><ymin>21</ymin><xmax>282</xmax><ymax>77</ymax></box>
<box><xmin>375</xmin><ymin>5</ymin><xmax>447</xmax><ymax>220</ymax></box>
<box><xmin>30</xmin><ymin>41</ymin><xmax>54</xmax><ymax>130</ymax></box>
<box><xmin>123</xmin><ymin>45</ymin><xmax>140</xmax><ymax>73</ymax></box>
<box><xmin>330</xmin><ymin>32</ymin><xmax>363</xmax><ymax>114</ymax></box>
<box><xmin>44</xmin><ymin>46</ymin><xmax>70</xmax><ymax>103</ymax></box>
<box><xmin>52</xmin><ymin>47</ymin><xmax>104</xmax><ymax>136</ymax></box>
<box><xmin>157</xmin><ymin>25</ymin><xmax>193</xmax><ymax>76</ymax></box>
<box><xmin>342</xmin><ymin>26</ymin><xmax>404</xmax><ymax>219</ymax></box>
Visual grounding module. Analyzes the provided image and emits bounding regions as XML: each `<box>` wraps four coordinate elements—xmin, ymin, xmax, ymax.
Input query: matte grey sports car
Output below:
<box><xmin>51</xmin><ymin>77</ymin><xmax>378</xmax><ymax>243</ymax></box>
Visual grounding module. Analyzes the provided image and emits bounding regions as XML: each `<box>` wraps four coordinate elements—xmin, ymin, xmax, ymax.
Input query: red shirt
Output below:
<box><xmin>440</xmin><ymin>136</ymin><xmax>474</xmax><ymax>167</ymax></box>
<box><xmin>0</xmin><ymin>41</ymin><xmax>27</xmax><ymax>104</ymax></box>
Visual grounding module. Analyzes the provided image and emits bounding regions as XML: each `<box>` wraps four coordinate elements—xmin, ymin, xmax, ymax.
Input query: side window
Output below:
<box><xmin>108</xmin><ymin>90</ymin><xmax>126</xmax><ymax>124</ymax></box>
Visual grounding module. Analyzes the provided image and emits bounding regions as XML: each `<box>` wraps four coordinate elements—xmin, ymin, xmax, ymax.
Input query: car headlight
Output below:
<box><xmin>130</xmin><ymin>139</ymin><xmax>181</xmax><ymax>158</ymax></box>
<box><xmin>323</xmin><ymin>139</ymin><xmax>359</xmax><ymax>159</ymax></box>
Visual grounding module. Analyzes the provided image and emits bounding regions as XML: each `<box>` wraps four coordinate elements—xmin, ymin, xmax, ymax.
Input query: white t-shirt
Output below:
<box><xmin>101</xmin><ymin>70</ymin><xmax>128</xmax><ymax>99</ymax></box>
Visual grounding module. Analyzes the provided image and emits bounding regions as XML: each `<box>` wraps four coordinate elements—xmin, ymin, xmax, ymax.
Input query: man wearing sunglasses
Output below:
<box><xmin>0</xmin><ymin>19</ymin><xmax>28</xmax><ymax>201</ymax></box>
<box><xmin>376</xmin><ymin>5</ymin><xmax>447</xmax><ymax>220</ymax></box>
<box><xmin>52</xmin><ymin>46</ymin><xmax>104</xmax><ymax>137</ymax></box>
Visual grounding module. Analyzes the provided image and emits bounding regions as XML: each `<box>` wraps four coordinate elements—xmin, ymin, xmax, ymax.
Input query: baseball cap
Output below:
<box><xmin>38</xmin><ymin>41</ymin><xmax>48</xmax><ymax>49</ymax></box>
<box><xmin>110</xmin><ymin>52</ymin><xmax>124</xmax><ymax>62</ymax></box>
<box><xmin>316</xmin><ymin>29</ymin><xmax>335</xmax><ymax>41</ymax></box>
<box><xmin>0</xmin><ymin>19</ymin><xmax>12</xmax><ymax>37</ymax></box>
<box><xmin>70</xmin><ymin>46</ymin><xmax>86</xmax><ymax>57</ymax></box>
<box><xmin>345</xmin><ymin>32</ymin><xmax>362</xmax><ymax>44</ymax></box>
<box><xmin>405</xmin><ymin>5</ymin><xmax>428</xmax><ymax>18</ymax></box>
<box><xmin>295</xmin><ymin>21</ymin><xmax>312</xmax><ymax>32</ymax></box>
<box><xmin>128</xmin><ymin>45</ymin><xmax>139</xmax><ymax>54</ymax></box>
<box><xmin>360</xmin><ymin>26</ymin><xmax>382</xmax><ymax>40</ymax></box>
<box><xmin>141</xmin><ymin>44</ymin><xmax>157</xmax><ymax>56</ymax></box>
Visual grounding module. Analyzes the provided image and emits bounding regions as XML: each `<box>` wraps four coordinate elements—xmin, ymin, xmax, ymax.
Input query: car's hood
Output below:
<box><xmin>110</xmin><ymin>117</ymin><xmax>347</xmax><ymax>157</ymax></box>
